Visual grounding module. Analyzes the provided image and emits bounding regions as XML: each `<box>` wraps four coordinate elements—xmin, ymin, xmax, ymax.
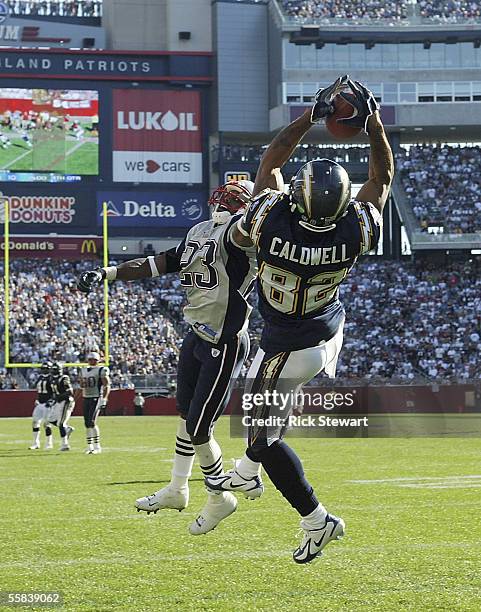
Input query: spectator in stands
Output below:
<box><xmin>397</xmin><ymin>145</ymin><xmax>481</xmax><ymax>234</ymax></box>
<box><xmin>1</xmin><ymin>257</ymin><xmax>479</xmax><ymax>387</ymax></box>
<box><xmin>280</xmin><ymin>0</ymin><xmax>408</xmax><ymax>22</ymax></box>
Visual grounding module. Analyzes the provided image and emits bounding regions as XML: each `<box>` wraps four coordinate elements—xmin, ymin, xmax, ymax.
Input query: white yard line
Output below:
<box><xmin>4</xmin><ymin>147</ymin><xmax>33</xmax><ymax>169</ymax></box>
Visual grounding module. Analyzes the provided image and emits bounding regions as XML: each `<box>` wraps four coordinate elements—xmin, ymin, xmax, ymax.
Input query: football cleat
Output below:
<box><xmin>135</xmin><ymin>485</ymin><xmax>189</xmax><ymax>515</ymax></box>
<box><xmin>293</xmin><ymin>513</ymin><xmax>345</xmax><ymax>564</ymax></box>
<box><xmin>205</xmin><ymin>469</ymin><xmax>264</xmax><ymax>500</ymax></box>
<box><xmin>66</xmin><ymin>426</ymin><xmax>75</xmax><ymax>439</ymax></box>
<box><xmin>189</xmin><ymin>492</ymin><xmax>237</xmax><ymax>535</ymax></box>
<box><xmin>60</xmin><ymin>444</ymin><xmax>70</xmax><ymax>452</ymax></box>
<box><xmin>44</xmin><ymin>442</ymin><xmax>53</xmax><ymax>450</ymax></box>
<box><xmin>29</xmin><ymin>444</ymin><xmax>40</xmax><ymax>450</ymax></box>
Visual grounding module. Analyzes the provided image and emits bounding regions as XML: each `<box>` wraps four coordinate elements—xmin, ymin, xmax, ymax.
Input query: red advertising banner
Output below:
<box><xmin>0</xmin><ymin>236</ymin><xmax>102</xmax><ymax>259</ymax></box>
<box><xmin>112</xmin><ymin>89</ymin><xmax>203</xmax><ymax>183</ymax></box>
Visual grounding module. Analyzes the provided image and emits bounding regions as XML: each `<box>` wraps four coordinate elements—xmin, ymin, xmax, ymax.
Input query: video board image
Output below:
<box><xmin>0</xmin><ymin>88</ymin><xmax>99</xmax><ymax>176</ymax></box>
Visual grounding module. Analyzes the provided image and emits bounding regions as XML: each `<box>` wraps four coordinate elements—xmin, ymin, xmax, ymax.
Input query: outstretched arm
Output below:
<box><xmin>77</xmin><ymin>249</ymin><xmax>181</xmax><ymax>293</ymax></box>
<box><xmin>356</xmin><ymin>112</ymin><xmax>394</xmax><ymax>214</ymax></box>
<box><xmin>253</xmin><ymin>110</ymin><xmax>313</xmax><ymax>196</ymax></box>
<box><xmin>253</xmin><ymin>75</ymin><xmax>349</xmax><ymax>196</ymax></box>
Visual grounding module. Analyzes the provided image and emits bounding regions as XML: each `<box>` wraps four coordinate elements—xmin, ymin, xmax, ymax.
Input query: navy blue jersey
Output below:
<box><xmin>239</xmin><ymin>190</ymin><xmax>382</xmax><ymax>352</ymax></box>
<box><xmin>36</xmin><ymin>375</ymin><xmax>53</xmax><ymax>403</ymax></box>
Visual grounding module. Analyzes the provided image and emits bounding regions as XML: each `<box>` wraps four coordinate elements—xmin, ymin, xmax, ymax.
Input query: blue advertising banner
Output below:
<box><xmin>0</xmin><ymin>49</ymin><xmax>212</xmax><ymax>81</ymax></box>
<box><xmin>97</xmin><ymin>190</ymin><xmax>208</xmax><ymax>228</ymax></box>
<box><xmin>0</xmin><ymin>185</ymin><xmax>97</xmax><ymax>234</ymax></box>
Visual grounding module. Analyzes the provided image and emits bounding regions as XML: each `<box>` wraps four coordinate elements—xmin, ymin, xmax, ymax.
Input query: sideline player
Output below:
<box><xmin>80</xmin><ymin>351</ymin><xmax>110</xmax><ymax>454</ymax></box>
<box><xmin>48</xmin><ymin>363</ymin><xmax>75</xmax><ymax>452</ymax></box>
<box><xmin>29</xmin><ymin>361</ymin><xmax>54</xmax><ymax>450</ymax></box>
<box><xmin>206</xmin><ymin>77</ymin><xmax>394</xmax><ymax>562</ymax></box>
<box><xmin>78</xmin><ymin>180</ymin><xmax>257</xmax><ymax>534</ymax></box>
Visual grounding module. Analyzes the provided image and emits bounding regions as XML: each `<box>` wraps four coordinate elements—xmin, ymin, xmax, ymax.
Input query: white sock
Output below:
<box><xmin>302</xmin><ymin>504</ymin><xmax>328</xmax><ymax>530</ymax></box>
<box><xmin>92</xmin><ymin>425</ymin><xmax>100</xmax><ymax>449</ymax></box>
<box><xmin>170</xmin><ymin>418</ymin><xmax>195</xmax><ymax>489</ymax></box>
<box><xmin>32</xmin><ymin>429</ymin><xmax>40</xmax><ymax>445</ymax></box>
<box><xmin>86</xmin><ymin>427</ymin><xmax>94</xmax><ymax>450</ymax></box>
<box><xmin>206</xmin><ymin>490</ymin><xmax>229</xmax><ymax>505</ymax></box>
<box><xmin>235</xmin><ymin>453</ymin><xmax>261</xmax><ymax>479</ymax></box>
<box><xmin>61</xmin><ymin>436</ymin><xmax>68</xmax><ymax>446</ymax></box>
<box><xmin>45</xmin><ymin>435</ymin><xmax>53</xmax><ymax>446</ymax></box>
<box><xmin>194</xmin><ymin>437</ymin><xmax>223</xmax><ymax>479</ymax></box>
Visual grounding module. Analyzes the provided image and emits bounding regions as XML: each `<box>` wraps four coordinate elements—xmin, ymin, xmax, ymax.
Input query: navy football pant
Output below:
<box><xmin>176</xmin><ymin>330</ymin><xmax>249</xmax><ymax>438</ymax></box>
<box><xmin>83</xmin><ymin>397</ymin><xmax>101</xmax><ymax>428</ymax></box>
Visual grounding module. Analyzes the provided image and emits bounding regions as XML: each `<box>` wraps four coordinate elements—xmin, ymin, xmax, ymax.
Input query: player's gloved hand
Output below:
<box><xmin>77</xmin><ymin>269</ymin><xmax>105</xmax><ymax>293</ymax></box>
<box><xmin>310</xmin><ymin>75</ymin><xmax>350</xmax><ymax>123</ymax></box>
<box><xmin>338</xmin><ymin>79</ymin><xmax>380</xmax><ymax>134</ymax></box>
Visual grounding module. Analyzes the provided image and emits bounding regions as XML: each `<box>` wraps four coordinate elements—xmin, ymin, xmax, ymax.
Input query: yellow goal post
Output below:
<box><xmin>3</xmin><ymin>200</ymin><xmax>110</xmax><ymax>369</ymax></box>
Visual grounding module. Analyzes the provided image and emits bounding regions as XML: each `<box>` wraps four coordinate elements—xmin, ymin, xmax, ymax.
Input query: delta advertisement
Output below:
<box><xmin>112</xmin><ymin>89</ymin><xmax>203</xmax><ymax>184</ymax></box>
<box><xmin>0</xmin><ymin>188</ymin><xmax>96</xmax><ymax>233</ymax></box>
<box><xmin>97</xmin><ymin>190</ymin><xmax>207</xmax><ymax>228</ymax></box>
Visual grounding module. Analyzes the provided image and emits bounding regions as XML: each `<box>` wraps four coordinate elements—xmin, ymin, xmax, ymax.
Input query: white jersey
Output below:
<box><xmin>80</xmin><ymin>366</ymin><xmax>109</xmax><ymax>399</ymax></box>
<box><xmin>177</xmin><ymin>215</ymin><xmax>257</xmax><ymax>344</ymax></box>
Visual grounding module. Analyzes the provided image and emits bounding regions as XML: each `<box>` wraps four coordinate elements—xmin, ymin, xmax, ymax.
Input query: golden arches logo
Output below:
<box><xmin>81</xmin><ymin>239</ymin><xmax>97</xmax><ymax>254</ymax></box>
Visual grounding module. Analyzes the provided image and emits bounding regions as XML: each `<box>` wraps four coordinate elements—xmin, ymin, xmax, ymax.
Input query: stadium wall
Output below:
<box><xmin>1</xmin><ymin>385</ymin><xmax>478</xmax><ymax>418</ymax></box>
<box><xmin>0</xmin><ymin>48</ymin><xmax>214</xmax><ymax>241</ymax></box>
<box><xmin>213</xmin><ymin>0</ymin><xmax>270</xmax><ymax>133</ymax></box>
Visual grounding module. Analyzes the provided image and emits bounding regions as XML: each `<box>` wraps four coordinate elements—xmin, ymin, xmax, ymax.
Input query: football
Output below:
<box><xmin>326</xmin><ymin>95</ymin><xmax>362</xmax><ymax>139</ymax></box>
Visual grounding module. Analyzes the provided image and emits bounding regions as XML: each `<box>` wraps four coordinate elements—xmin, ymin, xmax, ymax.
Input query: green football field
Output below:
<box><xmin>1</xmin><ymin>416</ymin><xmax>481</xmax><ymax>611</ymax></box>
<box><xmin>0</xmin><ymin>129</ymin><xmax>98</xmax><ymax>174</ymax></box>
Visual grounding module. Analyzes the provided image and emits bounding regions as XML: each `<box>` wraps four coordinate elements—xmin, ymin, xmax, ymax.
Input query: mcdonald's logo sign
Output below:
<box><xmin>81</xmin><ymin>239</ymin><xmax>97</xmax><ymax>254</ymax></box>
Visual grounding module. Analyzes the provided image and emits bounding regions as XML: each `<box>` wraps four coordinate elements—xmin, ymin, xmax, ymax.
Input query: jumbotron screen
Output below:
<box><xmin>0</xmin><ymin>88</ymin><xmax>99</xmax><ymax>182</ymax></box>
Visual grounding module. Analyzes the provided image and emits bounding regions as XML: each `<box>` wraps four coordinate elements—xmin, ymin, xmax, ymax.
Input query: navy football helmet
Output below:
<box><xmin>290</xmin><ymin>159</ymin><xmax>351</xmax><ymax>232</ymax></box>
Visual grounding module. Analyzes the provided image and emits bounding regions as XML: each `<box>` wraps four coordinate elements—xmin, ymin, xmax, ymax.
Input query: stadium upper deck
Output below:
<box><xmin>278</xmin><ymin>0</ymin><xmax>480</xmax><ymax>24</ymax></box>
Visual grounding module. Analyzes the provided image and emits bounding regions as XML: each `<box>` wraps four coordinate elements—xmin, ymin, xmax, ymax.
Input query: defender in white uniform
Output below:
<box><xmin>80</xmin><ymin>351</ymin><xmax>110</xmax><ymax>454</ymax></box>
<box><xmin>78</xmin><ymin>181</ymin><xmax>257</xmax><ymax>535</ymax></box>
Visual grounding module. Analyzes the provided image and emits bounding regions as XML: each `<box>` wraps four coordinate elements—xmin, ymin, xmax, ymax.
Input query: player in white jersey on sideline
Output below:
<box><xmin>80</xmin><ymin>352</ymin><xmax>110</xmax><ymax>454</ymax></box>
<box><xmin>78</xmin><ymin>180</ymin><xmax>257</xmax><ymax>535</ymax></box>
<box><xmin>29</xmin><ymin>361</ymin><xmax>55</xmax><ymax>450</ymax></box>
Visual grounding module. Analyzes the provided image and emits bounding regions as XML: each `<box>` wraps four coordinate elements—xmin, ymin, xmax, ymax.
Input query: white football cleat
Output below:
<box><xmin>189</xmin><ymin>492</ymin><xmax>237</xmax><ymax>535</ymax></box>
<box><xmin>60</xmin><ymin>444</ymin><xmax>70</xmax><ymax>452</ymax></box>
<box><xmin>293</xmin><ymin>513</ymin><xmax>345</xmax><ymax>564</ymax></box>
<box><xmin>135</xmin><ymin>485</ymin><xmax>189</xmax><ymax>515</ymax></box>
<box><xmin>29</xmin><ymin>444</ymin><xmax>40</xmax><ymax>450</ymax></box>
<box><xmin>44</xmin><ymin>443</ymin><xmax>53</xmax><ymax>450</ymax></box>
<box><xmin>205</xmin><ymin>469</ymin><xmax>264</xmax><ymax>500</ymax></box>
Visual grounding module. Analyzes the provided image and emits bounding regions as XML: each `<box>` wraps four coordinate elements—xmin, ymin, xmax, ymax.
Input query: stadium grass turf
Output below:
<box><xmin>1</xmin><ymin>416</ymin><xmax>481</xmax><ymax>611</ymax></box>
<box><xmin>0</xmin><ymin>136</ymin><xmax>98</xmax><ymax>174</ymax></box>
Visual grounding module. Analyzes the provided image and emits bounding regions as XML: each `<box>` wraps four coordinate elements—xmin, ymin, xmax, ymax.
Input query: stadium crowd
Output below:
<box><xmin>418</xmin><ymin>0</ymin><xmax>481</xmax><ymax>22</ymax></box>
<box><xmin>1</xmin><ymin>257</ymin><xmax>479</xmax><ymax>388</ymax></box>
<box><xmin>280</xmin><ymin>0</ymin><xmax>409</xmax><ymax>21</ymax></box>
<box><xmin>6</xmin><ymin>0</ymin><xmax>101</xmax><ymax>17</ymax></box>
<box><xmin>213</xmin><ymin>144</ymin><xmax>369</xmax><ymax>165</ymax></box>
<box><xmin>279</xmin><ymin>0</ymin><xmax>480</xmax><ymax>22</ymax></box>
<box><xmin>397</xmin><ymin>145</ymin><xmax>481</xmax><ymax>234</ymax></box>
